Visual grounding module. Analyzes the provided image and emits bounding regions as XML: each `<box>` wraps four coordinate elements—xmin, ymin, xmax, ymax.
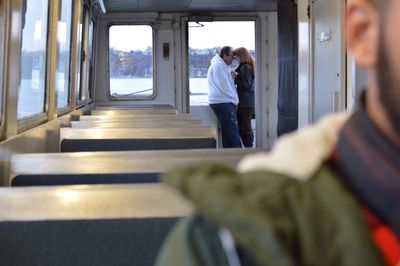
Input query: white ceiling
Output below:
<box><xmin>101</xmin><ymin>0</ymin><xmax>278</xmax><ymax>13</ymax></box>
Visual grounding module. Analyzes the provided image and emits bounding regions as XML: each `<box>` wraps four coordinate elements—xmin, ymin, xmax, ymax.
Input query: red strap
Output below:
<box><xmin>371</xmin><ymin>225</ymin><xmax>400</xmax><ymax>266</ymax></box>
<box><xmin>363</xmin><ymin>208</ymin><xmax>400</xmax><ymax>266</ymax></box>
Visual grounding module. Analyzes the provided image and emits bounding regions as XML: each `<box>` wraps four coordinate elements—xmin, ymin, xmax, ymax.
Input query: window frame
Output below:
<box><xmin>17</xmin><ymin>112</ymin><xmax>48</xmax><ymax>133</ymax></box>
<box><xmin>75</xmin><ymin>1</ymin><xmax>87</xmax><ymax>107</ymax></box>
<box><xmin>87</xmin><ymin>18</ymin><xmax>96</xmax><ymax>103</ymax></box>
<box><xmin>55</xmin><ymin>0</ymin><xmax>74</xmax><ymax>112</ymax></box>
<box><xmin>106</xmin><ymin>23</ymin><xmax>157</xmax><ymax>101</ymax></box>
<box><xmin>17</xmin><ymin>0</ymin><xmax>51</xmax><ymax>125</ymax></box>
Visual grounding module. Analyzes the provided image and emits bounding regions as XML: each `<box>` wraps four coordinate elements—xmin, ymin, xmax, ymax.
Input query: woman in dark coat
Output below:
<box><xmin>233</xmin><ymin>47</ymin><xmax>255</xmax><ymax>147</ymax></box>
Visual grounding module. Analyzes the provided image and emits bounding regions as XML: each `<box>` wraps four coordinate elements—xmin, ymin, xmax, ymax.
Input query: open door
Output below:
<box><xmin>187</xmin><ymin>20</ymin><xmax>256</xmax><ymax>147</ymax></box>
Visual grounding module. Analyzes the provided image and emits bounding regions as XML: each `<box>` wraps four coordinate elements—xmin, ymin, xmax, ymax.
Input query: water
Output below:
<box><xmin>110</xmin><ymin>77</ymin><xmax>209</xmax><ymax>106</ymax></box>
<box><xmin>110</xmin><ymin>78</ymin><xmax>155</xmax><ymax>96</ymax></box>
<box><xmin>189</xmin><ymin>78</ymin><xmax>208</xmax><ymax>106</ymax></box>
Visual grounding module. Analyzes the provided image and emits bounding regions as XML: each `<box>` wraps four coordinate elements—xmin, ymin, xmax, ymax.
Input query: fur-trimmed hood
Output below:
<box><xmin>238</xmin><ymin>112</ymin><xmax>350</xmax><ymax>180</ymax></box>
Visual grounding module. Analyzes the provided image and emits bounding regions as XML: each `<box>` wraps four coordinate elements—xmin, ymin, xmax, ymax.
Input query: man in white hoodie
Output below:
<box><xmin>207</xmin><ymin>46</ymin><xmax>242</xmax><ymax>148</ymax></box>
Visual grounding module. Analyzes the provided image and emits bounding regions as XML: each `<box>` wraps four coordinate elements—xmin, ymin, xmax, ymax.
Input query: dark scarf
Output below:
<box><xmin>335</xmin><ymin>105</ymin><xmax>400</xmax><ymax>236</ymax></box>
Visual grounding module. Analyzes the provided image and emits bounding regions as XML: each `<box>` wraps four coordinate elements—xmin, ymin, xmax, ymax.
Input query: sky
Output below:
<box><xmin>109</xmin><ymin>21</ymin><xmax>255</xmax><ymax>51</ymax></box>
<box><xmin>189</xmin><ymin>21</ymin><xmax>255</xmax><ymax>50</ymax></box>
<box><xmin>110</xmin><ymin>25</ymin><xmax>153</xmax><ymax>51</ymax></box>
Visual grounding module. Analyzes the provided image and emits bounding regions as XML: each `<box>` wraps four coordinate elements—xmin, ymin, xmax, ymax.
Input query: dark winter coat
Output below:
<box><xmin>235</xmin><ymin>63</ymin><xmax>255</xmax><ymax>109</ymax></box>
<box><xmin>155</xmin><ymin>113</ymin><xmax>385</xmax><ymax>266</ymax></box>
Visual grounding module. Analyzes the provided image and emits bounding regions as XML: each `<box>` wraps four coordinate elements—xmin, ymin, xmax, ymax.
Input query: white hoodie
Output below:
<box><xmin>207</xmin><ymin>54</ymin><xmax>239</xmax><ymax>105</ymax></box>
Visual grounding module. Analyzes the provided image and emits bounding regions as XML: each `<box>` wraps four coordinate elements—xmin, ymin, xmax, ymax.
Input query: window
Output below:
<box><xmin>87</xmin><ymin>19</ymin><xmax>95</xmax><ymax>101</ymax></box>
<box><xmin>0</xmin><ymin>0</ymin><xmax>5</xmax><ymax>123</ymax></box>
<box><xmin>56</xmin><ymin>0</ymin><xmax>73</xmax><ymax>109</ymax></box>
<box><xmin>18</xmin><ymin>0</ymin><xmax>49</xmax><ymax>119</ymax></box>
<box><xmin>109</xmin><ymin>25</ymin><xmax>154</xmax><ymax>98</ymax></box>
<box><xmin>75</xmin><ymin>3</ymin><xmax>85</xmax><ymax>104</ymax></box>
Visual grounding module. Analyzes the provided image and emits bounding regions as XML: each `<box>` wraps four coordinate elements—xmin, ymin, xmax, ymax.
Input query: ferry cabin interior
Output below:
<box><xmin>0</xmin><ymin>0</ymin><xmax>369</xmax><ymax>265</ymax></box>
<box><xmin>0</xmin><ymin>0</ymin><xmax>281</xmax><ymax>184</ymax></box>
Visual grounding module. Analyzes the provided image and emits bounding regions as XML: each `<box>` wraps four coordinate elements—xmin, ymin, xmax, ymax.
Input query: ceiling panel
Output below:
<box><xmin>102</xmin><ymin>0</ymin><xmax>277</xmax><ymax>13</ymax></box>
<box><xmin>103</xmin><ymin>0</ymin><xmax>138</xmax><ymax>12</ymax></box>
<box><xmin>137</xmin><ymin>0</ymin><xmax>191</xmax><ymax>12</ymax></box>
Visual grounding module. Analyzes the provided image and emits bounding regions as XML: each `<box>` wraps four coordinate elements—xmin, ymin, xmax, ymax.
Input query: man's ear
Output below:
<box><xmin>346</xmin><ymin>0</ymin><xmax>380</xmax><ymax>67</ymax></box>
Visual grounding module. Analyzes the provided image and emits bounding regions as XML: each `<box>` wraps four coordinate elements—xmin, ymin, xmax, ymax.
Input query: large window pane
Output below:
<box><xmin>75</xmin><ymin>4</ymin><xmax>85</xmax><ymax>103</ymax></box>
<box><xmin>18</xmin><ymin>0</ymin><xmax>49</xmax><ymax>118</ymax></box>
<box><xmin>109</xmin><ymin>25</ymin><xmax>154</xmax><ymax>98</ymax></box>
<box><xmin>0</xmin><ymin>1</ymin><xmax>5</xmax><ymax>122</ymax></box>
<box><xmin>56</xmin><ymin>0</ymin><xmax>73</xmax><ymax>108</ymax></box>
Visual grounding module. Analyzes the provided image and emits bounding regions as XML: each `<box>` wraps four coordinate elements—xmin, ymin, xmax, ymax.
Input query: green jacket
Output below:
<box><xmin>155</xmin><ymin>113</ymin><xmax>384</xmax><ymax>266</ymax></box>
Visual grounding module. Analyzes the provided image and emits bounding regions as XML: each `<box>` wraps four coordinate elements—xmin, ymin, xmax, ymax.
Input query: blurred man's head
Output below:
<box><xmin>219</xmin><ymin>46</ymin><xmax>234</xmax><ymax>65</ymax></box>
<box><xmin>347</xmin><ymin>0</ymin><xmax>400</xmax><ymax>140</ymax></box>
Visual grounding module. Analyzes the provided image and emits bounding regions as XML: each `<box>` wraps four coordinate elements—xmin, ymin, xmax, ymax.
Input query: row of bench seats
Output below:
<box><xmin>11</xmin><ymin>148</ymin><xmax>260</xmax><ymax>186</ymax></box>
<box><xmin>62</xmin><ymin>113</ymin><xmax>217</xmax><ymax>152</ymax></box>
<box><xmin>3</xmin><ymin>106</ymin><xmax>260</xmax><ymax>265</ymax></box>
<box><xmin>0</xmin><ymin>183</ymin><xmax>192</xmax><ymax>266</ymax></box>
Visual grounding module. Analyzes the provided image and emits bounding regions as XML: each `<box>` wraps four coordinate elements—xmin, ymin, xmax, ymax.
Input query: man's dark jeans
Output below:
<box><xmin>210</xmin><ymin>103</ymin><xmax>242</xmax><ymax>148</ymax></box>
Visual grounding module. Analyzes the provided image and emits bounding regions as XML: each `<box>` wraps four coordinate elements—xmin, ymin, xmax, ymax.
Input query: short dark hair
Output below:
<box><xmin>368</xmin><ymin>0</ymin><xmax>387</xmax><ymax>9</ymax></box>
<box><xmin>219</xmin><ymin>46</ymin><xmax>232</xmax><ymax>58</ymax></box>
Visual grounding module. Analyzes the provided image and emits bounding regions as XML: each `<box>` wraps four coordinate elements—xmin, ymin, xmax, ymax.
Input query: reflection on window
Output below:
<box><xmin>75</xmin><ymin>5</ymin><xmax>84</xmax><ymax>103</ymax></box>
<box><xmin>109</xmin><ymin>25</ymin><xmax>154</xmax><ymax>98</ymax></box>
<box><xmin>18</xmin><ymin>0</ymin><xmax>48</xmax><ymax>119</ymax></box>
<box><xmin>56</xmin><ymin>0</ymin><xmax>73</xmax><ymax>109</ymax></box>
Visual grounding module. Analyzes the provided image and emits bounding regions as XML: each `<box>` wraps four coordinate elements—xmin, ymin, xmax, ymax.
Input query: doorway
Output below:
<box><xmin>188</xmin><ymin>20</ymin><xmax>256</xmax><ymax>147</ymax></box>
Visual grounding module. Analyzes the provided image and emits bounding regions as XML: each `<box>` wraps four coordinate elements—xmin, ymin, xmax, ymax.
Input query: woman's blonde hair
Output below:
<box><xmin>233</xmin><ymin>47</ymin><xmax>255</xmax><ymax>74</ymax></box>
